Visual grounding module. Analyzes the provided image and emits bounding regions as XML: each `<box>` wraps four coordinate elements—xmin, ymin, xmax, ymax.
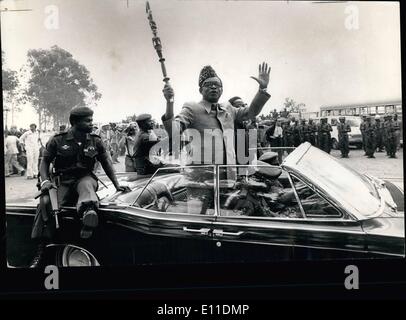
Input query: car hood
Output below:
<box><xmin>282</xmin><ymin>143</ymin><xmax>393</xmax><ymax>221</ymax></box>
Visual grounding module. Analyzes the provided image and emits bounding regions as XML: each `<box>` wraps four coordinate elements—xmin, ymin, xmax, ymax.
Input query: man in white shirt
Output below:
<box><xmin>4</xmin><ymin>131</ymin><xmax>25</xmax><ymax>177</ymax></box>
<box><xmin>19</xmin><ymin>123</ymin><xmax>41</xmax><ymax>179</ymax></box>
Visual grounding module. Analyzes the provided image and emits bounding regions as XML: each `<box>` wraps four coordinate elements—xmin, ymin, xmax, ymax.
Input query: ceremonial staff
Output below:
<box><xmin>146</xmin><ymin>1</ymin><xmax>173</xmax><ymax>102</ymax></box>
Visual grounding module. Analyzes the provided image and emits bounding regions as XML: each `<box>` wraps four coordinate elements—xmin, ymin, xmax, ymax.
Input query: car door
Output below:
<box><xmin>210</xmin><ymin>165</ymin><xmax>296</xmax><ymax>263</ymax></box>
<box><xmin>284</xmin><ymin>172</ymin><xmax>371</xmax><ymax>260</ymax></box>
<box><xmin>96</xmin><ymin>166</ymin><xmax>218</xmax><ymax>265</ymax></box>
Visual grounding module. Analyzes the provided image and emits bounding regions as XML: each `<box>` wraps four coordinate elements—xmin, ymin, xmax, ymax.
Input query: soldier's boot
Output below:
<box><xmin>81</xmin><ymin>208</ymin><xmax>98</xmax><ymax>239</ymax></box>
<box><xmin>29</xmin><ymin>242</ymin><xmax>46</xmax><ymax>268</ymax></box>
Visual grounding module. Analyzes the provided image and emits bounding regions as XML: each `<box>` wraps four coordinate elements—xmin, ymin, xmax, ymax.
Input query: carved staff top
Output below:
<box><xmin>146</xmin><ymin>1</ymin><xmax>170</xmax><ymax>84</ymax></box>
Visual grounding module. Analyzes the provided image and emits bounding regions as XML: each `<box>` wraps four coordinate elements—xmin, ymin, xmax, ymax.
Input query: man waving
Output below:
<box><xmin>162</xmin><ymin>62</ymin><xmax>271</xmax><ymax>165</ymax></box>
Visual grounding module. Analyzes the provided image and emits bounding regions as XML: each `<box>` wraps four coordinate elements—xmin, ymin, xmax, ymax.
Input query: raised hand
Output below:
<box><xmin>250</xmin><ymin>62</ymin><xmax>271</xmax><ymax>89</ymax></box>
<box><xmin>163</xmin><ymin>83</ymin><xmax>174</xmax><ymax>102</ymax></box>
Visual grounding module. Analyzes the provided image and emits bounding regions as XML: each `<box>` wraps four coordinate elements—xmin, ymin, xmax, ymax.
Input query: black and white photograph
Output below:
<box><xmin>2</xmin><ymin>0</ymin><xmax>404</xmax><ymax>273</ymax></box>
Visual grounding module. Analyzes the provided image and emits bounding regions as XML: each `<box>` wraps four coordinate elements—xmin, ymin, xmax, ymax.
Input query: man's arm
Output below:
<box><xmin>38</xmin><ymin>138</ymin><xmax>57</xmax><ymax>192</ymax></box>
<box><xmin>19</xmin><ymin>131</ymin><xmax>28</xmax><ymax>147</ymax></box>
<box><xmin>98</xmin><ymin>153</ymin><xmax>120</xmax><ymax>189</ymax></box>
<box><xmin>236</xmin><ymin>62</ymin><xmax>271</xmax><ymax>121</ymax></box>
<box><xmin>163</xmin><ymin>83</ymin><xmax>174</xmax><ymax>120</ymax></box>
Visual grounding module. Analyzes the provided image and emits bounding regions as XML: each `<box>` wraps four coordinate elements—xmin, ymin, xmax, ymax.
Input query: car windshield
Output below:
<box><xmin>283</xmin><ymin>144</ymin><xmax>381</xmax><ymax>218</ymax></box>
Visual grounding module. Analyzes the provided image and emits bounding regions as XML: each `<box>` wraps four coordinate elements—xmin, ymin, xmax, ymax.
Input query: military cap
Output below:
<box><xmin>259</xmin><ymin>151</ymin><xmax>279</xmax><ymax>165</ymax></box>
<box><xmin>254</xmin><ymin>159</ymin><xmax>282</xmax><ymax>179</ymax></box>
<box><xmin>69</xmin><ymin>106</ymin><xmax>94</xmax><ymax>125</ymax></box>
<box><xmin>199</xmin><ymin>65</ymin><xmax>221</xmax><ymax>87</ymax></box>
<box><xmin>339</xmin><ymin>116</ymin><xmax>345</xmax><ymax>120</ymax></box>
<box><xmin>375</xmin><ymin>115</ymin><xmax>380</xmax><ymax>120</ymax></box>
<box><xmin>70</xmin><ymin>106</ymin><xmax>94</xmax><ymax>117</ymax></box>
<box><xmin>136</xmin><ymin>113</ymin><xmax>152</xmax><ymax>123</ymax></box>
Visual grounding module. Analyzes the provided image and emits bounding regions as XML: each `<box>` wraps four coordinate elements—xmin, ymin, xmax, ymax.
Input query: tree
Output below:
<box><xmin>283</xmin><ymin>97</ymin><xmax>298</xmax><ymax>113</ymax></box>
<box><xmin>2</xmin><ymin>50</ymin><xmax>21</xmax><ymax>129</ymax></box>
<box><xmin>24</xmin><ymin>45</ymin><xmax>101</xmax><ymax>129</ymax></box>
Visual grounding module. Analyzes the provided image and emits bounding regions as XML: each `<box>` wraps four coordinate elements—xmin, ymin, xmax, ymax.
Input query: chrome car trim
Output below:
<box><xmin>211</xmin><ymin>220</ymin><xmax>365</xmax><ymax>235</ymax></box>
<box><xmin>103</xmin><ymin>207</ymin><xmax>216</xmax><ymax>223</ymax></box>
<box><xmin>287</xmin><ymin>172</ymin><xmax>307</xmax><ymax>219</ymax></box>
<box><xmin>214</xmin><ymin>238</ymin><xmax>404</xmax><ymax>257</ymax></box>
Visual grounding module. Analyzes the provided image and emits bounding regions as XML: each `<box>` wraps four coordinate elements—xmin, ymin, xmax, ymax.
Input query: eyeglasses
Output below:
<box><xmin>202</xmin><ymin>81</ymin><xmax>222</xmax><ymax>88</ymax></box>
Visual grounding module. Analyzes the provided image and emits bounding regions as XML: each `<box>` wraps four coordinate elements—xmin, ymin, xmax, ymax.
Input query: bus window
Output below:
<box><xmin>360</xmin><ymin>107</ymin><xmax>368</xmax><ymax>115</ymax></box>
<box><xmin>368</xmin><ymin>106</ymin><xmax>377</xmax><ymax>115</ymax></box>
<box><xmin>345</xmin><ymin>108</ymin><xmax>355</xmax><ymax>116</ymax></box>
<box><xmin>377</xmin><ymin>106</ymin><xmax>385</xmax><ymax>114</ymax></box>
<box><xmin>396</xmin><ymin>105</ymin><xmax>402</xmax><ymax>113</ymax></box>
<box><xmin>385</xmin><ymin>105</ymin><xmax>394</xmax><ymax>113</ymax></box>
<box><xmin>333</xmin><ymin>110</ymin><xmax>340</xmax><ymax>116</ymax></box>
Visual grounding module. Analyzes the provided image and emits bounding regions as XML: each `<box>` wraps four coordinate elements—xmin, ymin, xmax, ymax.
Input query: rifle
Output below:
<box><xmin>35</xmin><ymin>184</ymin><xmax>60</xmax><ymax>230</ymax></box>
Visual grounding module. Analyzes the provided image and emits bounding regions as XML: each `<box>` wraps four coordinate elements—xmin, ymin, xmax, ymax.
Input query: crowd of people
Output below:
<box><xmin>360</xmin><ymin>113</ymin><xmax>401</xmax><ymax>159</ymax></box>
<box><xmin>241</xmin><ymin>113</ymin><xmax>401</xmax><ymax>161</ymax></box>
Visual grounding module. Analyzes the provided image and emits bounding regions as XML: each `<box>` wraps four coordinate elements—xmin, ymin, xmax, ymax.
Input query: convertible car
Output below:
<box><xmin>6</xmin><ymin>142</ymin><xmax>404</xmax><ymax>267</ymax></box>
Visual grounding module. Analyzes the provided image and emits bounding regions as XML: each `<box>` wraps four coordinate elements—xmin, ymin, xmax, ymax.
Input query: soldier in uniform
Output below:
<box><xmin>308</xmin><ymin>118</ymin><xmax>317</xmax><ymax>146</ymax></box>
<box><xmin>384</xmin><ymin>113</ymin><xmax>397</xmax><ymax>158</ymax></box>
<box><xmin>374</xmin><ymin>115</ymin><xmax>384</xmax><ymax>152</ymax></box>
<box><xmin>337</xmin><ymin>116</ymin><xmax>351</xmax><ymax>158</ymax></box>
<box><xmin>393</xmin><ymin>113</ymin><xmax>401</xmax><ymax>151</ymax></box>
<box><xmin>298</xmin><ymin>119</ymin><xmax>310</xmax><ymax>144</ymax></box>
<box><xmin>133</xmin><ymin>113</ymin><xmax>164</xmax><ymax>175</ymax></box>
<box><xmin>38</xmin><ymin>107</ymin><xmax>129</xmax><ymax>239</ymax></box>
<box><xmin>364</xmin><ymin>115</ymin><xmax>376</xmax><ymax>158</ymax></box>
<box><xmin>292</xmin><ymin>119</ymin><xmax>301</xmax><ymax>147</ymax></box>
<box><xmin>317</xmin><ymin>117</ymin><xmax>332</xmax><ymax>153</ymax></box>
<box><xmin>360</xmin><ymin>115</ymin><xmax>367</xmax><ymax>155</ymax></box>
<box><xmin>283</xmin><ymin>119</ymin><xmax>294</xmax><ymax>154</ymax></box>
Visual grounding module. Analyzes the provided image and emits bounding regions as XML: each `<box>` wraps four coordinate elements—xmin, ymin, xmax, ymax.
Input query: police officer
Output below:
<box><xmin>39</xmin><ymin>107</ymin><xmax>129</xmax><ymax>238</ymax></box>
<box><xmin>393</xmin><ymin>113</ymin><xmax>401</xmax><ymax>151</ymax></box>
<box><xmin>384</xmin><ymin>113</ymin><xmax>397</xmax><ymax>158</ymax></box>
<box><xmin>374</xmin><ymin>115</ymin><xmax>384</xmax><ymax>152</ymax></box>
<box><xmin>337</xmin><ymin>116</ymin><xmax>351</xmax><ymax>158</ymax></box>
<box><xmin>308</xmin><ymin>118</ymin><xmax>317</xmax><ymax>146</ymax></box>
<box><xmin>292</xmin><ymin>119</ymin><xmax>301</xmax><ymax>147</ymax></box>
<box><xmin>360</xmin><ymin>115</ymin><xmax>367</xmax><ymax>155</ymax></box>
<box><xmin>283</xmin><ymin>119</ymin><xmax>294</xmax><ymax>154</ymax></box>
<box><xmin>364</xmin><ymin>115</ymin><xmax>376</xmax><ymax>158</ymax></box>
<box><xmin>299</xmin><ymin>119</ymin><xmax>310</xmax><ymax>144</ymax></box>
<box><xmin>318</xmin><ymin>117</ymin><xmax>332</xmax><ymax>153</ymax></box>
<box><xmin>133</xmin><ymin>114</ymin><xmax>163</xmax><ymax>175</ymax></box>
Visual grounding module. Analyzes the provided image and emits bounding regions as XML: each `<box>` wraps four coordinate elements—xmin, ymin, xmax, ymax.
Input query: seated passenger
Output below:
<box><xmin>133</xmin><ymin>114</ymin><xmax>163</xmax><ymax>176</ymax></box>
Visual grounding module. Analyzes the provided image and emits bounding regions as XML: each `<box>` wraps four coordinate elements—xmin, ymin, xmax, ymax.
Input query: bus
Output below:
<box><xmin>320</xmin><ymin>101</ymin><xmax>402</xmax><ymax>146</ymax></box>
<box><xmin>320</xmin><ymin>101</ymin><xmax>402</xmax><ymax>118</ymax></box>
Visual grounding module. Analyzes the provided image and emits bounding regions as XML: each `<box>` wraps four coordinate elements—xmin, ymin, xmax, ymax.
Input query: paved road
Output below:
<box><xmin>4</xmin><ymin>148</ymin><xmax>403</xmax><ymax>203</ymax></box>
